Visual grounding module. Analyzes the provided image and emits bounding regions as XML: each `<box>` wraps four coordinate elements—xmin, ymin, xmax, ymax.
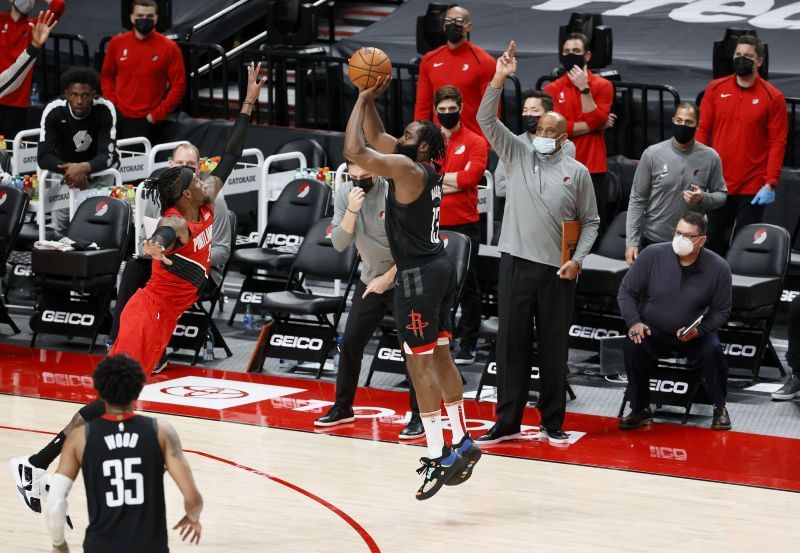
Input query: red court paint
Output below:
<box><xmin>1</xmin><ymin>343</ymin><xmax>799</xmax><ymax>493</ymax></box>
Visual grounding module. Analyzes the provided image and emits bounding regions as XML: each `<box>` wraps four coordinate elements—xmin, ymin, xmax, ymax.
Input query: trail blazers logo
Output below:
<box><xmin>296</xmin><ymin>183</ymin><xmax>310</xmax><ymax>198</ymax></box>
<box><xmin>73</xmin><ymin>130</ymin><xmax>92</xmax><ymax>153</ymax></box>
<box><xmin>0</xmin><ymin>191</ymin><xmax>6</xmax><ymax>206</ymax></box>
<box><xmin>753</xmin><ymin>227</ymin><xmax>768</xmax><ymax>245</ymax></box>
<box><xmin>95</xmin><ymin>201</ymin><xmax>109</xmax><ymax>217</ymax></box>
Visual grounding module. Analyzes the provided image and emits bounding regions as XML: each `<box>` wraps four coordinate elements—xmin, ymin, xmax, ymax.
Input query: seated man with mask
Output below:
<box><xmin>617</xmin><ymin>212</ymin><xmax>733</xmax><ymax>430</ymax></box>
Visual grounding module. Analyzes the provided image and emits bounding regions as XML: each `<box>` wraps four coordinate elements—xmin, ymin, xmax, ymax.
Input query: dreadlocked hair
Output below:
<box><xmin>142</xmin><ymin>166</ymin><xmax>189</xmax><ymax>215</ymax></box>
<box><xmin>416</xmin><ymin>120</ymin><xmax>447</xmax><ymax>172</ymax></box>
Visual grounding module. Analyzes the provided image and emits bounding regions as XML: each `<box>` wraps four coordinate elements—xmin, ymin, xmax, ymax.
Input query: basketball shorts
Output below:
<box><xmin>394</xmin><ymin>256</ymin><xmax>457</xmax><ymax>355</ymax></box>
<box><xmin>109</xmin><ymin>288</ymin><xmax>183</xmax><ymax>375</ymax></box>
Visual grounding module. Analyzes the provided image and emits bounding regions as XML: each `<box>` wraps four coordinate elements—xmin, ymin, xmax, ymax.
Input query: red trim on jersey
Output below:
<box><xmin>101</xmin><ymin>413</ymin><xmax>137</xmax><ymax>422</ymax></box>
<box><xmin>438</xmin><ymin>331</ymin><xmax>452</xmax><ymax>340</ymax></box>
<box><xmin>407</xmin><ymin>341</ymin><xmax>438</xmax><ymax>355</ymax></box>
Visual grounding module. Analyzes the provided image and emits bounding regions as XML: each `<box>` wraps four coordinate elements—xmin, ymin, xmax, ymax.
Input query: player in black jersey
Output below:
<box><xmin>43</xmin><ymin>355</ymin><xmax>203</xmax><ymax>552</ymax></box>
<box><xmin>344</xmin><ymin>77</ymin><xmax>481</xmax><ymax>500</ymax></box>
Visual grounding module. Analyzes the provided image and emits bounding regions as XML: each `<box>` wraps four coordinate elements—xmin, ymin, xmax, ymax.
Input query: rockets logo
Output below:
<box><xmin>95</xmin><ymin>201</ymin><xmax>109</xmax><ymax>217</ymax></box>
<box><xmin>296</xmin><ymin>183</ymin><xmax>310</xmax><ymax>198</ymax></box>
<box><xmin>752</xmin><ymin>227</ymin><xmax>768</xmax><ymax>245</ymax></box>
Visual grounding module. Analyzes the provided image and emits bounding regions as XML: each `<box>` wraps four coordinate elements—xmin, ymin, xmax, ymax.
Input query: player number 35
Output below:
<box><xmin>103</xmin><ymin>457</ymin><xmax>145</xmax><ymax>507</ymax></box>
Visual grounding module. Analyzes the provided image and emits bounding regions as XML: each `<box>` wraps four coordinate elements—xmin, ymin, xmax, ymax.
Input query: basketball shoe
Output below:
<box><xmin>446</xmin><ymin>434</ymin><xmax>482</xmax><ymax>486</ymax></box>
<box><xmin>9</xmin><ymin>456</ymin><xmax>44</xmax><ymax>513</ymax></box>
<box><xmin>415</xmin><ymin>447</ymin><xmax>467</xmax><ymax>501</ymax></box>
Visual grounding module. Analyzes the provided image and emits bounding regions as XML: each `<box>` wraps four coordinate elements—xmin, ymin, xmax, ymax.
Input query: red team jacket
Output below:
<box><xmin>440</xmin><ymin>125</ymin><xmax>489</xmax><ymax>226</ymax></box>
<box><xmin>697</xmin><ymin>74</ymin><xmax>787</xmax><ymax>196</ymax></box>
<box><xmin>545</xmin><ymin>71</ymin><xmax>613</xmax><ymax>174</ymax></box>
<box><xmin>100</xmin><ymin>30</ymin><xmax>186</xmax><ymax>122</ymax></box>
<box><xmin>414</xmin><ymin>41</ymin><xmax>495</xmax><ymax>139</ymax></box>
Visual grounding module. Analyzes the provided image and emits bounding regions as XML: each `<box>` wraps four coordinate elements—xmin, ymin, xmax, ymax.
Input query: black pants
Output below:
<box><xmin>117</xmin><ymin>114</ymin><xmax>161</xmax><ymax>142</ymax></box>
<box><xmin>591</xmin><ymin>173</ymin><xmax>608</xmax><ymax>233</ymax></box>
<box><xmin>0</xmin><ymin>105</ymin><xmax>29</xmax><ymax>140</ymax></box>
<box><xmin>440</xmin><ymin>221</ymin><xmax>481</xmax><ymax>347</ymax></box>
<box><xmin>788</xmin><ymin>294</ymin><xmax>800</xmax><ymax>375</ymax></box>
<box><xmin>495</xmin><ymin>254</ymin><xmax>575</xmax><ymax>431</ymax></box>
<box><xmin>707</xmin><ymin>194</ymin><xmax>763</xmax><ymax>256</ymax></box>
<box><xmin>623</xmin><ymin>327</ymin><xmax>728</xmax><ymax>410</ymax></box>
<box><xmin>335</xmin><ymin>280</ymin><xmax>419</xmax><ymax>414</ymax></box>
<box><xmin>110</xmin><ymin>258</ymin><xmax>152</xmax><ymax>341</ymax></box>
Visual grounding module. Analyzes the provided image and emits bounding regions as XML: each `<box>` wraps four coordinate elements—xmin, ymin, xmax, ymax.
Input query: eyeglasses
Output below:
<box><xmin>674</xmin><ymin>230</ymin><xmax>701</xmax><ymax>239</ymax></box>
<box><xmin>443</xmin><ymin>17</ymin><xmax>467</xmax><ymax>25</ymax></box>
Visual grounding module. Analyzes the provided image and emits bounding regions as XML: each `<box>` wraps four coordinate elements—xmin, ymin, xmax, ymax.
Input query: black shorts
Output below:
<box><xmin>394</xmin><ymin>256</ymin><xmax>457</xmax><ymax>355</ymax></box>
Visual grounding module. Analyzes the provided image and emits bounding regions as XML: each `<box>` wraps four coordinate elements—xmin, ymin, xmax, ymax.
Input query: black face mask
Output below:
<box><xmin>672</xmin><ymin>123</ymin><xmax>696</xmax><ymax>144</ymax></box>
<box><xmin>561</xmin><ymin>53</ymin><xmax>585</xmax><ymax>72</ymax></box>
<box><xmin>134</xmin><ymin>18</ymin><xmax>156</xmax><ymax>36</ymax></box>
<box><xmin>352</xmin><ymin>176</ymin><xmax>375</xmax><ymax>193</ymax></box>
<box><xmin>438</xmin><ymin>111</ymin><xmax>460</xmax><ymax>130</ymax></box>
<box><xmin>394</xmin><ymin>141</ymin><xmax>419</xmax><ymax>161</ymax></box>
<box><xmin>444</xmin><ymin>23</ymin><xmax>464</xmax><ymax>44</ymax></box>
<box><xmin>733</xmin><ymin>56</ymin><xmax>755</xmax><ymax>76</ymax></box>
<box><xmin>521</xmin><ymin>115</ymin><xmax>539</xmax><ymax>134</ymax></box>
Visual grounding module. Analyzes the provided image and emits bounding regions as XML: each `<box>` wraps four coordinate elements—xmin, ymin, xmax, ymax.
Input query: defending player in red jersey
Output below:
<box><xmin>9</xmin><ymin>62</ymin><xmax>266</xmax><ymax>515</ymax></box>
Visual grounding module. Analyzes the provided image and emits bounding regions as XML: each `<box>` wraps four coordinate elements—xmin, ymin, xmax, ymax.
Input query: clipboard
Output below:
<box><xmin>679</xmin><ymin>314</ymin><xmax>704</xmax><ymax>338</ymax></box>
<box><xmin>561</xmin><ymin>220</ymin><xmax>581</xmax><ymax>266</ymax></box>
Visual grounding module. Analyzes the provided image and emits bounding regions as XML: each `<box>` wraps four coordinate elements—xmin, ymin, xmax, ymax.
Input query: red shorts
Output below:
<box><xmin>108</xmin><ymin>288</ymin><xmax>182</xmax><ymax>375</ymax></box>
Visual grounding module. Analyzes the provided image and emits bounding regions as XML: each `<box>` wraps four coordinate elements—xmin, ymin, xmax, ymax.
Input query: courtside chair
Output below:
<box><xmin>0</xmin><ymin>186</ymin><xmax>29</xmax><ymax>333</ymax></box>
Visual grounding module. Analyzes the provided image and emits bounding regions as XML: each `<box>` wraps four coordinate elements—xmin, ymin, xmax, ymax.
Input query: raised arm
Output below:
<box><xmin>359</xmin><ymin>77</ymin><xmax>397</xmax><ymax>154</ymax></box>
<box><xmin>477</xmin><ymin>41</ymin><xmax>523</xmax><ymax>163</ymax></box>
<box><xmin>159</xmin><ymin>420</ymin><xmax>203</xmax><ymax>544</ymax></box>
<box><xmin>0</xmin><ymin>11</ymin><xmax>56</xmax><ymax>98</ymax></box>
<box><xmin>202</xmin><ymin>62</ymin><xmax>266</xmax><ymax>203</ymax></box>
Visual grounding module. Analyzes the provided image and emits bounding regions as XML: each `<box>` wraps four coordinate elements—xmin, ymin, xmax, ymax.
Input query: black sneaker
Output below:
<box><xmin>446</xmin><ymin>434</ymin><xmax>482</xmax><ymax>486</ymax></box>
<box><xmin>398</xmin><ymin>413</ymin><xmax>425</xmax><ymax>440</ymax></box>
<box><xmin>537</xmin><ymin>427</ymin><xmax>570</xmax><ymax>445</ymax></box>
<box><xmin>314</xmin><ymin>405</ymin><xmax>355</xmax><ymax>427</ymax></box>
<box><xmin>711</xmin><ymin>406</ymin><xmax>731</xmax><ymax>430</ymax></box>
<box><xmin>454</xmin><ymin>344</ymin><xmax>476</xmax><ymax>365</ymax></box>
<box><xmin>772</xmin><ymin>375</ymin><xmax>800</xmax><ymax>401</ymax></box>
<box><xmin>475</xmin><ymin>423</ymin><xmax>521</xmax><ymax>445</ymax></box>
<box><xmin>619</xmin><ymin>407</ymin><xmax>653</xmax><ymax>430</ymax></box>
<box><xmin>415</xmin><ymin>447</ymin><xmax>467</xmax><ymax>501</ymax></box>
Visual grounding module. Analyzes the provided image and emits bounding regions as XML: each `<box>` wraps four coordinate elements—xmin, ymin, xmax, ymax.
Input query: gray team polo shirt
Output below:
<box><xmin>494</xmin><ymin>133</ymin><xmax>576</xmax><ymax>198</ymax></box>
<box><xmin>478</xmin><ymin>85</ymin><xmax>600</xmax><ymax>268</ymax></box>
<box><xmin>626</xmin><ymin>139</ymin><xmax>727</xmax><ymax>247</ymax></box>
<box><xmin>331</xmin><ymin>176</ymin><xmax>394</xmax><ymax>284</ymax></box>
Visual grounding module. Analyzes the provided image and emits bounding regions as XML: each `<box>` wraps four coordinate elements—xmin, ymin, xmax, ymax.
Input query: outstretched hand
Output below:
<box><xmin>357</xmin><ymin>75</ymin><xmax>392</xmax><ymax>103</ymax></box>
<box><xmin>244</xmin><ymin>62</ymin><xmax>267</xmax><ymax>104</ymax></box>
<box><xmin>143</xmin><ymin>240</ymin><xmax>172</xmax><ymax>265</ymax></box>
<box><xmin>174</xmin><ymin>515</ymin><xmax>202</xmax><ymax>544</ymax></box>
<box><xmin>496</xmin><ymin>40</ymin><xmax>517</xmax><ymax>77</ymax></box>
<box><xmin>29</xmin><ymin>10</ymin><xmax>58</xmax><ymax>49</ymax></box>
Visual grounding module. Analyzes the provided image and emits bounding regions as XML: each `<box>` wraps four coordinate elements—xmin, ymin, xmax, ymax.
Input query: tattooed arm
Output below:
<box><xmin>159</xmin><ymin>420</ymin><xmax>203</xmax><ymax>544</ymax></box>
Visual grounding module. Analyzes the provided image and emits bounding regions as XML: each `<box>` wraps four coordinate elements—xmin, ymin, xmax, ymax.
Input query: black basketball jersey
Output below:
<box><xmin>81</xmin><ymin>414</ymin><xmax>168</xmax><ymax>553</ymax></box>
<box><xmin>385</xmin><ymin>161</ymin><xmax>446</xmax><ymax>267</ymax></box>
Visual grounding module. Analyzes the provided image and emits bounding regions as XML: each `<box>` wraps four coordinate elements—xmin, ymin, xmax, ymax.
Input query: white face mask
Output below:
<box><xmin>672</xmin><ymin>234</ymin><xmax>695</xmax><ymax>257</ymax></box>
<box><xmin>532</xmin><ymin>136</ymin><xmax>557</xmax><ymax>155</ymax></box>
<box><xmin>13</xmin><ymin>0</ymin><xmax>35</xmax><ymax>15</ymax></box>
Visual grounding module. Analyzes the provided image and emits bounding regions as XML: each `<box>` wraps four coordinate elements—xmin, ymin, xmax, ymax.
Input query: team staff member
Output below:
<box><xmin>314</xmin><ymin>160</ymin><xmax>423</xmax><ymax>439</ymax></box>
<box><xmin>476</xmin><ymin>41</ymin><xmax>599</xmax><ymax>446</ymax></box>
<box><xmin>0</xmin><ymin>10</ymin><xmax>57</xmax><ymax>98</ymax></box>
<box><xmin>100</xmin><ymin>0</ymin><xmax>185</xmax><ymax>140</ymax></box>
<box><xmin>618</xmin><ymin>213</ymin><xmax>732</xmax><ymax>430</ymax></box>
<box><xmin>772</xmin><ymin>294</ymin><xmax>800</xmax><ymax>401</ymax></box>
<box><xmin>697</xmin><ymin>35</ymin><xmax>787</xmax><ymax>255</ymax></box>
<box><xmin>434</xmin><ymin>85</ymin><xmax>488</xmax><ymax>364</ymax></box>
<box><xmin>545</xmin><ymin>33</ymin><xmax>613</xmax><ymax>229</ymax></box>
<box><xmin>44</xmin><ymin>355</ymin><xmax>203</xmax><ymax>553</ymax></box>
<box><xmin>413</xmin><ymin>5</ymin><xmax>494</xmax><ymax>139</ymax></box>
<box><xmin>0</xmin><ymin>0</ymin><xmax>66</xmax><ymax>138</ymax></box>
<box><xmin>626</xmin><ymin>102</ymin><xmax>727</xmax><ymax>265</ymax></box>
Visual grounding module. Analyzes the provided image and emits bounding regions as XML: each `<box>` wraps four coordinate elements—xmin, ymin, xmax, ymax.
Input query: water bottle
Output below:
<box><xmin>30</xmin><ymin>82</ymin><xmax>40</xmax><ymax>105</ymax></box>
<box><xmin>203</xmin><ymin>329</ymin><xmax>214</xmax><ymax>361</ymax></box>
<box><xmin>333</xmin><ymin>336</ymin><xmax>342</xmax><ymax>371</ymax></box>
<box><xmin>243</xmin><ymin>303</ymin><xmax>254</xmax><ymax>330</ymax></box>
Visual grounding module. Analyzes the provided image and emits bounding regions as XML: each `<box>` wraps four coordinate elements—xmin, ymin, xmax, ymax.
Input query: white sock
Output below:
<box><xmin>444</xmin><ymin>400</ymin><xmax>466</xmax><ymax>444</ymax></box>
<box><xmin>419</xmin><ymin>411</ymin><xmax>444</xmax><ymax>459</ymax></box>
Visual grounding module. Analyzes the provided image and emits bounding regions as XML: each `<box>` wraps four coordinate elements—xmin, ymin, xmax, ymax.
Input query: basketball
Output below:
<box><xmin>347</xmin><ymin>47</ymin><xmax>392</xmax><ymax>89</ymax></box>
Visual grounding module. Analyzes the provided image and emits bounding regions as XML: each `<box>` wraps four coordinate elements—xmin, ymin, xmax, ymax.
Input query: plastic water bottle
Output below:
<box><xmin>203</xmin><ymin>329</ymin><xmax>214</xmax><ymax>361</ymax></box>
<box><xmin>30</xmin><ymin>83</ymin><xmax>40</xmax><ymax>105</ymax></box>
<box><xmin>333</xmin><ymin>336</ymin><xmax>343</xmax><ymax>371</ymax></box>
<box><xmin>243</xmin><ymin>303</ymin><xmax>254</xmax><ymax>330</ymax></box>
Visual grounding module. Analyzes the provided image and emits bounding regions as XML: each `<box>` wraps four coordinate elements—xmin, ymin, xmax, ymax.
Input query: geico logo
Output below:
<box><xmin>41</xmin><ymin>310</ymin><xmax>95</xmax><ymax>326</ymax></box>
<box><xmin>266</xmin><ymin>233</ymin><xmax>303</xmax><ymax>247</ymax></box>
<box><xmin>568</xmin><ymin>325</ymin><xmax>621</xmax><ymax>339</ymax></box>
<box><xmin>13</xmin><ymin>264</ymin><xmax>32</xmax><ymax>276</ymax></box>
<box><xmin>377</xmin><ymin>347</ymin><xmax>404</xmax><ymax>361</ymax></box>
<box><xmin>487</xmin><ymin>362</ymin><xmax>539</xmax><ymax>378</ymax></box>
<box><xmin>781</xmin><ymin>289</ymin><xmax>800</xmax><ymax>302</ymax></box>
<box><xmin>721</xmin><ymin>343</ymin><xmax>757</xmax><ymax>357</ymax></box>
<box><xmin>269</xmin><ymin>334</ymin><xmax>324</xmax><ymax>350</ymax></box>
<box><xmin>173</xmin><ymin>325</ymin><xmax>199</xmax><ymax>338</ymax></box>
<box><xmin>649</xmin><ymin>379</ymin><xmax>688</xmax><ymax>394</ymax></box>
<box><xmin>649</xmin><ymin>446</ymin><xmax>688</xmax><ymax>461</ymax></box>
<box><xmin>240</xmin><ymin>292</ymin><xmax>264</xmax><ymax>303</ymax></box>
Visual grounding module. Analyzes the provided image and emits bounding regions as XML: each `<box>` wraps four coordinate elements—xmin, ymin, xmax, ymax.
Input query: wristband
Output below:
<box><xmin>242</xmin><ymin>100</ymin><xmax>255</xmax><ymax>107</ymax></box>
<box><xmin>346</xmin><ymin>208</ymin><xmax>359</xmax><ymax>215</ymax></box>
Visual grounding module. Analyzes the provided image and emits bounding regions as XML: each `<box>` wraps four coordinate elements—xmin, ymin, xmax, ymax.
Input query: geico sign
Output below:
<box><xmin>41</xmin><ymin>310</ymin><xmax>95</xmax><ymax>326</ymax></box>
<box><xmin>240</xmin><ymin>291</ymin><xmax>264</xmax><ymax>303</ymax></box>
<box><xmin>173</xmin><ymin>325</ymin><xmax>199</xmax><ymax>338</ymax></box>
<box><xmin>377</xmin><ymin>347</ymin><xmax>404</xmax><ymax>362</ymax></box>
<box><xmin>13</xmin><ymin>264</ymin><xmax>32</xmax><ymax>276</ymax></box>
<box><xmin>269</xmin><ymin>334</ymin><xmax>324</xmax><ymax>350</ymax></box>
<box><xmin>487</xmin><ymin>362</ymin><xmax>539</xmax><ymax>378</ymax></box>
<box><xmin>649</xmin><ymin>379</ymin><xmax>689</xmax><ymax>394</ymax></box>
<box><xmin>721</xmin><ymin>343</ymin><xmax>757</xmax><ymax>357</ymax></box>
<box><xmin>781</xmin><ymin>289</ymin><xmax>799</xmax><ymax>302</ymax></box>
<box><xmin>568</xmin><ymin>325</ymin><xmax>621</xmax><ymax>340</ymax></box>
<box><xmin>266</xmin><ymin>233</ymin><xmax>303</xmax><ymax>247</ymax></box>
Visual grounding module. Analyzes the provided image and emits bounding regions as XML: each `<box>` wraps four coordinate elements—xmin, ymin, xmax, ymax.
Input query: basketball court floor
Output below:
<box><xmin>1</xmin><ymin>343</ymin><xmax>799</xmax><ymax>552</ymax></box>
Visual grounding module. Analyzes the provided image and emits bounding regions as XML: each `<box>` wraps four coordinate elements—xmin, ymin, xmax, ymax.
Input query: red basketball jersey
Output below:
<box><xmin>145</xmin><ymin>204</ymin><xmax>214</xmax><ymax>314</ymax></box>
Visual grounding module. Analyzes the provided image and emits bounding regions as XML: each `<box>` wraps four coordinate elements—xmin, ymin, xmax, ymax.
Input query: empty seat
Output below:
<box><xmin>0</xmin><ymin>186</ymin><xmax>29</xmax><ymax>333</ymax></box>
